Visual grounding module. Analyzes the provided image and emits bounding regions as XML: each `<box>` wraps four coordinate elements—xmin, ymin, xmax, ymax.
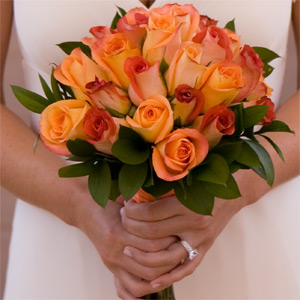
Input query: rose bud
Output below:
<box><xmin>40</xmin><ymin>100</ymin><xmax>90</xmax><ymax>155</ymax></box>
<box><xmin>90</xmin><ymin>32</ymin><xmax>141</xmax><ymax>89</ymax></box>
<box><xmin>86</xmin><ymin>78</ymin><xmax>132</xmax><ymax>115</ymax></box>
<box><xmin>117</xmin><ymin>7</ymin><xmax>149</xmax><ymax>48</ymax></box>
<box><xmin>54</xmin><ymin>48</ymin><xmax>108</xmax><ymax>101</ymax></box>
<box><xmin>152</xmin><ymin>128</ymin><xmax>209</xmax><ymax>181</ymax></box>
<box><xmin>200</xmin><ymin>60</ymin><xmax>245</xmax><ymax>113</ymax></box>
<box><xmin>82</xmin><ymin>26</ymin><xmax>117</xmax><ymax>48</ymax></box>
<box><xmin>193</xmin><ymin>104</ymin><xmax>235</xmax><ymax>148</ymax></box>
<box><xmin>172</xmin><ymin>84</ymin><xmax>205</xmax><ymax>124</ymax></box>
<box><xmin>165</xmin><ymin>42</ymin><xmax>207</xmax><ymax>94</ymax></box>
<box><xmin>124</xmin><ymin>56</ymin><xmax>167</xmax><ymax>106</ymax></box>
<box><xmin>243</xmin><ymin>96</ymin><xmax>276</xmax><ymax>125</ymax></box>
<box><xmin>193</xmin><ymin>26</ymin><xmax>233</xmax><ymax>66</ymax></box>
<box><xmin>126</xmin><ymin>94</ymin><xmax>173</xmax><ymax>144</ymax></box>
<box><xmin>83</xmin><ymin>107</ymin><xmax>128</xmax><ymax>155</ymax></box>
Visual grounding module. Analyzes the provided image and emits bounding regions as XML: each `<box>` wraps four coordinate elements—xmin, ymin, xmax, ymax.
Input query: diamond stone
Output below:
<box><xmin>189</xmin><ymin>249</ymin><xmax>198</xmax><ymax>260</ymax></box>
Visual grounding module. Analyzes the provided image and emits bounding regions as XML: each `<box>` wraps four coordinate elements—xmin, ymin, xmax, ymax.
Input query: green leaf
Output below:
<box><xmin>57</xmin><ymin>41</ymin><xmax>91</xmax><ymax>58</ymax></box>
<box><xmin>111</xmin><ymin>11</ymin><xmax>121</xmax><ymax>29</ymax></box>
<box><xmin>235</xmin><ymin>141</ymin><xmax>261</xmax><ymax>167</ymax></box>
<box><xmin>128</xmin><ymin>105</ymin><xmax>137</xmax><ymax>118</ymax></box>
<box><xmin>88</xmin><ymin>161</ymin><xmax>111</xmax><ymax>207</ymax></box>
<box><xmin>263</xmin><ymin>63</ymin><xmax>274</xmax><ymax>78</ymax></box>
<box><xmin>228</xmin><ymin>161</ymin><xmax>243</xmax><ymax>173</ymax></box>
<box><xmin>255</xmin><ymin>120</ymin><xmax>295</xmax><ymax>134</ymax></box>
<box><xmin>175</xmin><ymin>181</ymin><xmax>215</xmax><ymax>215</ymax></box>
<box><xmin>119</xmin><ymin>162</ymin><xmax>148</xmax><ymax>200</ymax></box>
<box><xmin>213</xmin><ymin>141</ymin><xmax>243</xmax><ymax>163</ymax></box>
<box><xmin>109</xmin><ymin>180</ymin><xmax>121</xmax><ymax>201</ymax></box>
<box><xmin>39</xmin><ymin>74</ymin><xmax>56</xmax><ymax>102</ymax></box>
<box><xmin>193</xmin><ymin>153</ymin><xmax>229</xmax><ymax>185</ymax></box>
<box><xmin>243</xmin><ymin>105</ymin><xmax>269</xmax><ymax>128</ymax></box>
<box><xmin>143</xmin><ymin>159</ymin><xmax>155</xmax><ymax>187</ymax></box>
<box><xmin>143</xmin><ymin>176</ymin><xmax>173</xmax><ymax>199</ymax></box>
<box><xmin>245</xmin><ymin>140</ymin><xmax>274</xmax><ymax>186</ymax></box>
<box><xmin>104</xmin><ymin>106</ymin><xmax>126</xmax><ymax>118</ymax></box>
<box><xmin>260</xmin><ymin>135</ymin><xmax>284</xmax><ymax>162</ymax></box>
<box><xmin>33</xmin><ymin>134</ymin><xmax>40</xmax><ymax>153</ymax></box>
<box><xmin>225</xmin><ymin>19</ymin><xmax>235</xmax><ymax>32</ymax></box>
<box><xmin>117</xmin><ymin>6</ymin><xmax>127</xmax><ymax>16</ymax></box>
<box><xmin>204</xmin><ymin>174</ymin><xmax>241</xmax><ymax>199</ymax></box>
<box><xmin>231</xmin><ymin>104</ymin><xmax>244</xmax><ymax>136</ymax></box>
<box><xmin>51</xmin><ymin>68</ymin><xmax>63</xmax><ymax>101</ymax></box>
<box><xmin>11</xmin><ymin>85</ymin><xmax>49</xmax><ymax>113</ymax></box>
<box><xmin>58</xmin><ymin>160</ymin><xmax>95</xmax><ymax>177</ymax></box>
<box><xmin>66</xmin><ymin>139</ymin><xmax>96</xmax><ymax>157</ymax></box>
<box><xmin>160</xmin><ymin>54</ymin><xmax>169</xmax><ymax>75</ymax></box>
<box><xmin>112</xmin><ymin>139</ymin><xmax>150</xmax><ymax>165</ymax></box>
<box><xmin>252</xmin><ymin>46</ymin><xmax>280</xmax><ymax>64</ymax></box>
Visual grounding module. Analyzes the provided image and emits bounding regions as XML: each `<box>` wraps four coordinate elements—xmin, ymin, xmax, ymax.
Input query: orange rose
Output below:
<box><xmin>54</xmin><ymin>48</ymin><xmax>108</xmax><ymax>100</ymax></box>
<box><xmin>90</xmin><ymin>32</ymin><xmax>141</xmax><ymax>89</ymax></box>
<box><xmin>200</xmin><ymin>60</ymin><xmax>245</xmax><ymax>113</ymax></box>
<box><xmin>40</xmin><ymin>100</ymin><xmax>90</xmax><ymax>155</ymax></box>
<box><xmin>126</xmin><ymin>95</ymin><xmax>173</xmax><ymax>143</ymax></box>
<box><xmin>124</xmin><ymin>56</ymin><xmax>167</xmax><ymax>106</ymax></box>
<box><xmin>165</xmin><ymin>41</ymin><xmax>206</xmax><ymax>94</ymax></box>
<box><xmin>193</xmin><ymin>104</ymin><xmax>235</xmax><ymax>148</ymax></box>
<box><xmin>152</xmin><ymin>128</ymin><xmax>209</xmax><ymax>181</ymax></box>
<box><xmin>133</xmin><ymin>189</ymin><xmax>175</xmax><ymax>203</ymax></box>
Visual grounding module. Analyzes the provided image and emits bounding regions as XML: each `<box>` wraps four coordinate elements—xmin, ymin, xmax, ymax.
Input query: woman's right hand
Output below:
<box><xmin>76</xmin><ymin>194</ymin><xmax>177</xmax><ymax>299</ymax></box>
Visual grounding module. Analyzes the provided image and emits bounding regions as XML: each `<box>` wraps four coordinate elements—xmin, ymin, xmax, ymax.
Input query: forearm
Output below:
<box><xmin>0</xmin><ymin>103</ymin><xmax>97</xmax><ymax>227</ymax></box>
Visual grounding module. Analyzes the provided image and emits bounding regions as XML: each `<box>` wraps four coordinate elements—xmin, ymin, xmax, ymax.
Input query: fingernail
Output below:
<box><xmin>151</xmin><ymin>283</ymin><xmax>161</xmax><ymax>289</ymax></box>
<box><xmin>123</xmin><ymin>248</ymin><xmax>132</xmax><ymax>257</ymax></box>
<box><xmin>120</xmin><ymin>207</ymin><xmax>124</xmax><ymax>216</ymax></box>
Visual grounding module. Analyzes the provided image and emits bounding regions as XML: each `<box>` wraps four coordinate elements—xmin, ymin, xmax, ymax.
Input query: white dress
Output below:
<box><xmin>4</xmin><ymin>0</ymin><xmax>299</xmax><ymax>299</ymax></box>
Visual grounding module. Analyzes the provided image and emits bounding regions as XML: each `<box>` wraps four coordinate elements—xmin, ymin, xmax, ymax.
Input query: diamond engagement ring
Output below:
<box><xmin>179</xmin><ymin>240</ymin><xmax>199</xmax><ymax>260</ymax></box>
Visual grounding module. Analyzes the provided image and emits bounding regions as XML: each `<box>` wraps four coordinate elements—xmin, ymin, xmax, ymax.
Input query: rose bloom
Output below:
<box><xmin>142</xmin><ymin>11</ymin><xmax>182</xmax><ymax>65</ymax></box>
<box><xmin>54</xmin><ymin>48</ymin><xmax>108</xmax><ymax>101</ymax></box>
<box><xmin>90</xmin><ymin>32</ymin><xmax>141</xmax><ymax>89</ymax></box>
<box><xmin>117</xmin><ymin>7</ymin><xmax>149</xmax><ymax>48</ymax></box>
<box><xmin>243</xmin><ymin>96</ymin><xmax>276</xmax><ymax>125</ymax></box>
<box><xmin>126</xmin><ymin>94</ymin><xmax>173</xmax><ymax>144</ymax></box>
<box><xmin>172</xmin><ymin>84</ymin><xmax>205</xmax><ymax>124</ymax></box>
<box><xmin>40</xmin><ymin>100</ymin><xmax>90</xmax><ymax>155</ymax></box>
<box><xmin>193</xmin><ymin>104</ymin><xmax>235</xmax><ymax>148</ymax></box>
<box><xmin>165</xmin><ymin>42</ymin><xmax>206</xmax><ymax>94</ymax></box>
<box><xmin>200</xmin><ymin>60</ymin><xmax>245</xmax><ymax>113</ymax></box>
<box><xmin>199</xmin><ymin>15</ymin><xmax>218</xmax><ymax>30</ymax></box>
<box><xmin>124</xmin><ymin>56</ymin><xmax>167</xmax><ymax>106</ymax></box>
<box><xmin>133</xmin><ymin>189</ymin><xmax>175</xmax><ymax>203</ymax></box>
<box><xmin>152</xmin><ymin>128</ymin><xmax>209</xmax><ymax>181</ymax></box>
<box><xmin>86</xmin><ymin>78</ymin><xmax>132</xmax><ymax>115</ymax></box>
<box><xmin>82</xmin><ymin>26</ymin><xmax>117</xmax><ymax>48</ymax></box>
<box><xmin>83</xmin><ymin>107</ymin><xmax>127</xmax><ymax>154</ymax></box>
<box><xmin>247</xmin><ymin>76</ymin><xmax>273</xmax><ymax>102</ymax></box>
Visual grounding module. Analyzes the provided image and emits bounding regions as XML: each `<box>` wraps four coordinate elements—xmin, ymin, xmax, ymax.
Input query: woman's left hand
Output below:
<box><xmin>121</xmin><ymin>195</ymin><xmax>244</xmax><ymax>288</ymax></box>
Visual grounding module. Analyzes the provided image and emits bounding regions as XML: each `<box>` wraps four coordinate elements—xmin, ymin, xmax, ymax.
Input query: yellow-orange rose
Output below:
<box><xmin>54</xmin><ymin>48</ymin><xmax>108</xmax><ymax>101</ymax></box>
<box><xmin>40</xmin><ymin>100</ymin><xmax>90</xmax><ymax>155</ymax></box>
<box><xmin>200</xmin><ymin>60</ymin><xmax>245</xmax><ymax>113</ymax></box>
<box><xmin>126</xmin><ymin>95</ymin><xmax>173</xmax><ymax>143</ymax></box>
<box><xmin>152</xmin><ymin>128</ymin><xmax>209</xmax><ymax>181</ymax></box>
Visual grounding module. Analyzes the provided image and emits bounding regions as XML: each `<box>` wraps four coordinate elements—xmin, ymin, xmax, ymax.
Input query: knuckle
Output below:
<box><xmin>143</xmin><ymin>224</ymin><xmax>158</xmax><ymax>239</ymax></box>
<box><xmin>131</xmin><ymin>286</ymin><xmax>145</xmax><ymax>298</ymax></box>
<box><xmin>146</xmin><ymin>239</ymin><xmax>161</xmax><ymax>252</ymax></box>
<box><xmin>143</xmin><ymin>269</ymin><xmax>159</xmax><ymax>281</ymax></box>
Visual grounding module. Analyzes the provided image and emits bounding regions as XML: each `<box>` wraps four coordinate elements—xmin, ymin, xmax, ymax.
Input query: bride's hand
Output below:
<box><xmin>121</xmin><ymin>195</ymin><xmax>244</xmax><ymax>289</ymax></box>
<box><xmin>77</xmin><ymin>195</ymin><xmax>178</xmax><ymax>298</ymax></box>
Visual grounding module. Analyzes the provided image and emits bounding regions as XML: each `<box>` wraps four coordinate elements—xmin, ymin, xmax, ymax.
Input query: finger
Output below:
<box><xmin>150</xmin><ymin>245</ymin><xmax>206</xmax><ymax>288</ymax></box>
<box><xmin>123</xmin><ymin>242</ymin><xmax>187</xmax><ymax>268</ymax></box>
<box><xmin>123</xmin><ymin>197</ymin><xmax>183</xmax><ymax>221</ymax></box>
<box><xmin>114</xmin><ymin>276</ymin><xmax>142</xmax><ymax>300</ymax></box>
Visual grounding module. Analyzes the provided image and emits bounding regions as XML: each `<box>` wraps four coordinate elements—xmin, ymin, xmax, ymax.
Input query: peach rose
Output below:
<box><xmin>172</xmin><ymin>84</ymin><xmax>204</xmax><ymax>124</ymax></box>
<box><xmin>117</xmin><ymin>7</ymin><xmax>149</xmax><ymax>48</ymax></box>
<box><xmin>54</xmin><ymin>48</ymin><xmax>108</xmax><ymax>101</ymax></box>
<box><xmin>165</xmin><ymin>41</ymin><xmax>206</xmax><ymax>94</ymax></box>
<box><xmin>193</xmin><ymin>104</ymin><xmax>235</xmax><ymax>148</ymax></box>
<box><xmin>40</xmin><ymin>100</ymin><xmax>90</xmax><ymax>155</ymax></box>
<box><xmin>142</xmin><ymin>11</ymin><xmax>182</xmax><ymax>65</ymax></box>
<box><xmin>126</xmin><ymin>94</ymin><xmax>173</xmax><ymax>144</ymax></box>
<box><xmin>247</xmin><ymin>76</ymin><xmax>273</xmax><ymax>102</ymax></box>
<box><xmin>124</xmin><ymin>56</ymin><xmax>167</xmax><ymax>106</ymax></box>
<box><xmin>86</xmin><ymin>78</ymin><xmax>132</xmax><ymax>115</ymax></box>
<box><xmin>193</xmin><ymin>26</ymin><xmax>233</xmax><ymax>66</ymax></box>
<box><xmin>152</xmin><ymin>128</ymin><xmax>209</xmax><ymax>181</ymax></box>
<box><xmin>200</xmin><ymin>60</ymin><xmax>245</xmax><ymax>113</ymax></box>
<box><xmin>90</xmin><ymin>32</ymin><xmax>141</xmax><ymax>89</ymax></box>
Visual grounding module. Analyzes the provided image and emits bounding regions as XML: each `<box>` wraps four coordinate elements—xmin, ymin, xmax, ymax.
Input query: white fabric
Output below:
<box><xmin>5</xmin><ymin>0</ymin><xmax>299</xmax><ymax>299</ymax></box>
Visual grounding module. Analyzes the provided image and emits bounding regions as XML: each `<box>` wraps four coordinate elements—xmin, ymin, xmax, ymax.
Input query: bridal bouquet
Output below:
<box><xmin>12</xmin><ymin>3</ymin><xmax>293</xmax><ymax>299</ymax></box>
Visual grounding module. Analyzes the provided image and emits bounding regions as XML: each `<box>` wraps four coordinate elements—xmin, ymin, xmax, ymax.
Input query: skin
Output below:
<box><xmin>1</xmin><ymin>1</ymin><xmax>299</xmax><ymax>299</ymax></box>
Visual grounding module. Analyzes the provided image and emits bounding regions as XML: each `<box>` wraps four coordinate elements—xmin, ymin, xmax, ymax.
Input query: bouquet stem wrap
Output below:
<box><xmin>142</xmin><ymin>285</ymin><xmax>175</xmax><ymax>300</ymax></box>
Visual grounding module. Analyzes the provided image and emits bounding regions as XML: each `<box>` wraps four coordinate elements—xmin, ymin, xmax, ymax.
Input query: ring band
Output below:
<box><xmin>179</xmin><ymin>240</ymin><xmax>199</xmax><ymax>260</ymax></box>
